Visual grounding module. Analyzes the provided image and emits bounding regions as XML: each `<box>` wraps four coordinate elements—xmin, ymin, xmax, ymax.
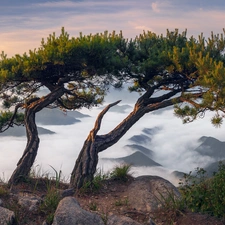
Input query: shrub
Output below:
<box><xmin>110</xmin><ymin>164</ymin><xmax>132</xmax><ymax>181</ymax></box>
<box><xmin>179</xmin><ymin>163</ymin><xmax>225</xmax><ymax>218</ymax></box>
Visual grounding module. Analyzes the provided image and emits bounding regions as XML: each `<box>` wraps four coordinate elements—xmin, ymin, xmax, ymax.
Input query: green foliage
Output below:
<box><xmin>114</xmin><ymin>197</ymin><xmax>129</xmax><ymax>206</ymax></box>
<box><xmin>154</xmin><ymin>187</ymin><xmax>185</xmax><ymax>224</ymax></box>
<box><xmin>80</xmin><ymin>169</ymin><xmax>108</xmax><ymax>193</ymax></box>
<box><xmin>110</xmin><ymin>164</ymin><xmax>132</xmax><ymax>181</ymax></box>
<box><xmin>179</xmin><ymin>164</ymin><xmax>225</xmax><ymax>218</ymax></box>
<box><xmin>39</xmin><ymin>188</ymin><xmax>61</xmax><ymax>224</ymax></box>
<box><xmin>0</xmin><ymin>111</ymin><xmax>24</xmax><ymax>132</ymax></box>
<box><xmin>89</xmin><ymin>201</ymin><xmax>98</xmax><ymax>211</ymax></box>
<box><xmin>0</xmin><ymin>185</ymin><xmax>9</xmax><ymax>197</ymax></box>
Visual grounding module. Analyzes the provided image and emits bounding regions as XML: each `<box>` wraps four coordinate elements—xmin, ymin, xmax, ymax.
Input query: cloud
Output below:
<box><xmin>151</xmin><ymin>2</ymin><xmax>161</xmax><ymax>13</ymax></box>
<box><xmin>1</xmin><ymin>0</ymin><xmax>225</xmax><ymax>56</ymax></box>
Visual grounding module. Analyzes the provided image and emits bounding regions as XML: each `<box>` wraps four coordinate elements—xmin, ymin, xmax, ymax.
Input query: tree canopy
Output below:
<box><xmin>1</xmin><ymin>28</ymin><xmax>225</xmax><ymax>187</ymax></box>
<box><xmin>127</xmin><ymin>29</ymin><xmax>225</xmax><ymax>126</ymax></box>
<box><xmin>0</xmin><ymin>28</ymin><xmax>127</xmax><ymax>131</ymax></box>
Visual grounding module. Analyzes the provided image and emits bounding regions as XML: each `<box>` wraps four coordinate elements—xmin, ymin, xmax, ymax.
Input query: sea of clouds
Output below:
<box><xmin>1</xmin><ymin>87</ymin><xmax>225</xmax><ymax>186</ymax></box>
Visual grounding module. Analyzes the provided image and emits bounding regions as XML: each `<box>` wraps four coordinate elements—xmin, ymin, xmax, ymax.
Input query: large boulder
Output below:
<box><xmin>0</xmin><ymin>207</ymin><xmax>15</xmax><ymax>225</ymax></box>
<box><xmin>107</xmin><ymin>215</ymin><xmax>143</xmax><ymax>225</ymax></box>
<box><xmin>52</xmin><ymin>197</ymin><xmax>104</xmax><ymax>225</ymax></box>
<box><xmin>127</xmin><ymin>175</ymin><xmax>181</xmax><ymax>212</ymax></box>
<box><xmin>18</xmin><ymin>194</ymin><xmax>42</xmax><ymax>211</ymax></box>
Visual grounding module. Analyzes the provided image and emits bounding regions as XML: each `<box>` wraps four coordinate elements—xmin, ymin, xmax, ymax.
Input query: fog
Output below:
<box><xmin>1</xmin><ymin>88</ymin><xmax>225</xmax><ymax>186</ymax></box>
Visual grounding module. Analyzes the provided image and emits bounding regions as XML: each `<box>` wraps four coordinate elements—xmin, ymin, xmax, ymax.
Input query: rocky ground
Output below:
<box><xmin>0</xmin><ymin>176</ymin><xmax>224</xmax><ymax>225</ymax></box>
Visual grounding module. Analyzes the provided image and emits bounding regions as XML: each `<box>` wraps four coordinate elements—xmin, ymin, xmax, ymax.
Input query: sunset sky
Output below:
<box><xmin>1</xmin><ymin>0</ymin><xmax>225</xmax><ymax>181</ymax></box>
<box><xmin>1</xmin><ymin>0</ymin><xmax>225</xmax><ymax>56</ymax></box>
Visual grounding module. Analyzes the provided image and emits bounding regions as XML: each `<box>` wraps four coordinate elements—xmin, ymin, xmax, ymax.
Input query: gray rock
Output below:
<box><xmin>127</xmin><ymin>176</ymin><xmax>181</xmax><ymax>212</ymax></box>
<box><xmin>0</xmin><ymin>206</ymin><xmax>15</xmax><ymax>225</ymax></box>
<box><xmin>18</xmin><ymin>195</ymin><xmax>42</xmax><ymax>211</ymax></box>
<box><xmin>59</xmin><ymin>188</ymin><xmax>75</xmax><ymax>198</ymax></box>
<box><xmin>52</xmin><ymin>197</ymin><xmax>104</xmax><ymax>225</ymax></box>
<box><xmin>0</xmin><ymin>199</ymin><xmax>3</xmax><ymax>207</ymax></box>
<box><xmin>107</xmin><ymin>215</ymin><xmax>142</xmax><ymax>225</ymax></box>
<box><xmin>149</xmin><ymin>217</ymin><xmax>156</xmax><ymax>225</ymax></box>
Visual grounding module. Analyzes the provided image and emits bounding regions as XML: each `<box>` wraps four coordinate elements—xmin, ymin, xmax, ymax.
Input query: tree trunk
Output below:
<box><xmin>8</xmin><ymin>86</ymin><xmax>65</xmax><ymax>187</ymax></box>
<box><xmin>70</xmin><ymin>92</ymin><xmax>184</xmax><ymax>190</ymax></box>
<box><xmin>8</xmin><ymin>108</ymin><xmax>39</xmax><ymax>186</ymax></box>
<box><xmin>70</xmin><ymin>100</ymin><xmax>121</xmax><ymax>189</ymax></box>
<box><xmin>70</xmin><ymin>138</ymin><xmax>99</xmax><ymax>190</ymax></box>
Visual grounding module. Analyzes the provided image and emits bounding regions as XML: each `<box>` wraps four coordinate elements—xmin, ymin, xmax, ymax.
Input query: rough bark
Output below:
<box><xmin>70</xmin><ymin>100</ymin><xmax>121</xmax><ymax>189</ymax></box>
<box><xmin>70</xmin><ymin>90</ymin><xmax>185</xmax><ymax>190</ymax></box>
<box><xmin>8</xmin><ymin>108</ymin><xmax>39</xmax><ymax>186</ymax></box>
<box><xmin>8</xmin><ymin>86</ymin><xmax>65</xmax><ymax>187</ymax></box>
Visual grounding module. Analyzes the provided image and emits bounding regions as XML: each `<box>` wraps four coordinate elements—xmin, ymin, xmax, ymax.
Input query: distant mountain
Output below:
<box><xmin>100</xmin><ymin>104</ymin><xmax>132</xmax><ymax>113</ymax></box>
<box><xmin>67</xmin><ymin>110</ymin><xmax>90</xmax><ymax>118</ymax></box>
<box><xmin>0</xmin><ymin>126</ymin><xmax>55</xmax><ymax>137</ymax></box>
<box><xmin>171</xmin><ymin>171</ymin><xmax>186</xmax><ymax>180</ymax></box>
<box><xmin>128</xmin><ymin>134</ymin><xmax>151</xmax><ymax>144</ymax></box>
<box><xmin>36</xmin><ymin>108</ymin><xmax>80</xmax><ymax>125</ymax></box>
<box><xmin>142</xmin><ymin>127</ymin><xmax>161</xmax><ymax>136</ymax></box>
<box><xmin>124</xmin><ymin>144</ymin><xmax>154</xmax><ymax>158</ymax></box>
<box><xmin>103</xmin><ymin>151</ymin><xmax>161</xmax><ymax>167</ymax></box>
<box><xmin>194</xmin><ymin>136</ymin><xmax>225</xmax><ymax>160</ymax></box>
<box><xmin>203</xmin><ymin>160</ymin><xmax>225</xmax><ymax>176</ymax></box>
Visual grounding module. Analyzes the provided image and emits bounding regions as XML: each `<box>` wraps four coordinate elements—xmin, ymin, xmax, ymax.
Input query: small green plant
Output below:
<box><xmin>0</xmin><ymin>185</ymin><xmax>9</xmax><ymax>197</ymax></box>
<box><xmin>101</xmin><ymin>211</ymin><xmax>108</xmax><ymax>225</ymax></box>
<box><xmin>80</xmin><ymin>169</ymin><xmax>108</xmax><ymax>193</ymax></box>
<box><xmin>179</xmin><ymin>163</ymin><xmax>225</xmax><ymax>218</ymax></box>
<box><xmin>89</xmin><ymin>201</ymin><xmax>98</xmax><ymax>211</ymax></box>
<box><xmin>115</xmin><ymin>197</ymin><xmax>129</xmax><ymax>206</ymax></box>
<box><xmin>39</xmin><ymin>188</ymin><xmax>61</xmax><ymax>224</ymax></box>
<box><xmin>110</xmin><ymin>164</ymin><xmax>132</xmax><ymax>181</ymax></box>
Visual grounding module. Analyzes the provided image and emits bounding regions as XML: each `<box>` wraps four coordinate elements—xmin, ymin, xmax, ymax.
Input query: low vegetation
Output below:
<box><xmin>179</xmin><ymin>163</ymin><xmax>225</xmax><ymax>218</ymax></box>
<box><xmin>153</xmin><ymin>162</ymin><xmax>225</xmax><ymax>224</ymax></box>
<box><xmin>0</xmin><ymin>163</ymin><xmax>225</xmax><ymax>224</ymax></box>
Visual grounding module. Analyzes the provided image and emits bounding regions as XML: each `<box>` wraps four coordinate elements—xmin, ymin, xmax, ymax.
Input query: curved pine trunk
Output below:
<box><xmin>70</xmin><ymin>138</ymin><xmax>99</xmax><ymax>190</ymax></box>
<box><xmin>8</xmin><ymin>109</ymin><xmax>39</xmax><ymax>186</ymax></box>
<box><xmin>8</xmin><ymin>86</ymin><xmax>65</xmax><ymax>187</ymax></box>
<box><xmin>70</xmin><ymin>92</ymin><xmax>183</xmax><ymax>190</ymax></box>
<box><xmin>70</xmin><ymin>101</ymin><xmax>147</xmax><ymax>190</ymax></box>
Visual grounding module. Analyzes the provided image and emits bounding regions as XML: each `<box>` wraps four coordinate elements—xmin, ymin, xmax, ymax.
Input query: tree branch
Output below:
<box><xmin>89</xmin><ymin>100</ymin><xmax>121</xmax><ymax>140</ymax></box>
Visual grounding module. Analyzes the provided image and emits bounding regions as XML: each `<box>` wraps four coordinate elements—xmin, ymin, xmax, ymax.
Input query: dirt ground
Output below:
<box><xmin>1</xmin><ymin>177</ymin><xmax>224</xmax><ymax>225</ymax></box>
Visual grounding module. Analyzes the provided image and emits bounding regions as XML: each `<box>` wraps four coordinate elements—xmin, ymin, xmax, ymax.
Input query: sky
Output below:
<box><xmin>1</xmin><ymin>0</ymin><xmax>225</xmax><ymax>185</ymax></box>
<box><xmin>1</xmin><ymin>0</ymin><xmax>225</xmax><ymax>57</ymax></box>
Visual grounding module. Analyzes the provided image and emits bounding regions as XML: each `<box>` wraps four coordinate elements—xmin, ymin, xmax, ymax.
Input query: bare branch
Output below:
<box><xmin>89</xmin><ymin>100</ymin><xmax>121</xmax><ymax>140</ymax></box>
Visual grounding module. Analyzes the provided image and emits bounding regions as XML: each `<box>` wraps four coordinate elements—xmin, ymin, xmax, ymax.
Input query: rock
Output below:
<box><xmin>0</xmin><ymin>206</ymin><xmax>15</xmax><ymax>225</ymax></box>
<box><xmin>59</xmin><ymin>188</ymin><xmax>75</xmax><ymax>198</ymax></box>
<box><xmin>52</xmin><ymin>197</ymin><xmax>104</xmax><ymax>225</ymax></box>
<box><xmin>107</xmin><ymin>215</ymin><xmax>143</xmax><ymax>225</ymax></box>
<box><xmin>0</xmin><ymin>199</ymin><xmax>3</xmax><ymax>207</ymax></box>
<box><xmin>127</xmin><ymin>176</ymin><xmax>181</xmax><ymax>212</ymax></box>
<box><xmin>149</xmin><ymin>217</ymin><xmax>156</xmax><ymax>225</ymax></box>
<box><xmin>18</xmin><ymin>194</ymin><xmax>42</xmax><ymax>211</ymax></box>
